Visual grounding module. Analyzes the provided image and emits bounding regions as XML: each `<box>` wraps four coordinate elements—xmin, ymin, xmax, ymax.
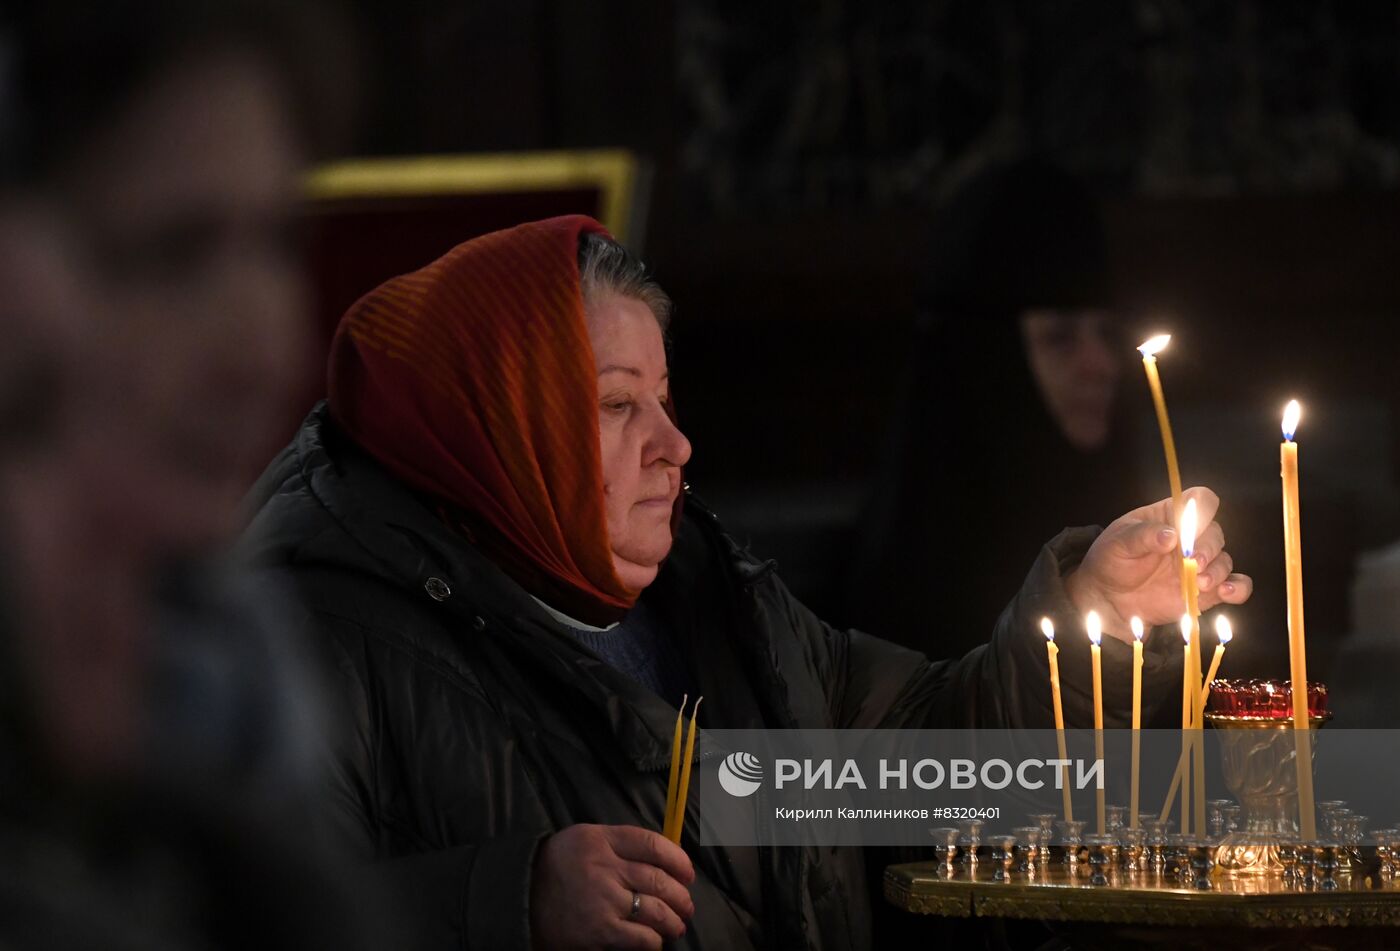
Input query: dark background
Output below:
<box><xmin>313</xmin><ymin>0</ymin><xmax>1400</xmax><ymax>685</ymax></box>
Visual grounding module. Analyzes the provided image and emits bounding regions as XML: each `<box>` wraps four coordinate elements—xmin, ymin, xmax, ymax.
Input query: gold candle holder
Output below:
<box><xmin>1204</xmin><ymin>711</ymin><xmax>1332</xmax><ymax>875</ymax></box>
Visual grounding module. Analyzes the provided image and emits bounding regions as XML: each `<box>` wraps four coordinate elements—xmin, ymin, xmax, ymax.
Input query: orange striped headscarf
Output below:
<box><xmin>327</xmin><ymin>215</ymin><xmax>636</xmax><ymax>624</ymax></box>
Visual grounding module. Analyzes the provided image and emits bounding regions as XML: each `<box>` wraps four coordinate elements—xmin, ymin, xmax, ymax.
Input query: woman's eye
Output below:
<box><xmin>1040</xmin><ymin>330</ymin><xmax>1076</xmax><ymax>351</ymax></box>
<box><xmin>603</xmin><ymin>399</ymin><xmax>633</xmax><ymax>415</ymax></box>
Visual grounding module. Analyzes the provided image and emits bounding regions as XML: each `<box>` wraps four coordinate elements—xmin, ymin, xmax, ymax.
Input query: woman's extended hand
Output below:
<box><xmin>1065</xmin><ymin>486</ymin><xmax>1253</xmax><ymax>641</ymax></box>
<box><xmin>531</xmin><ymin>824</ymin><xmax>695</xmax><ymax>950</ymax></box>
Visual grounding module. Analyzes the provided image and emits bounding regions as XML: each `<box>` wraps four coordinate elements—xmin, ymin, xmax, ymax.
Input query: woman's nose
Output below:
<box><xmin>651</xmin><ymin>409</ymin><xmax>692</xmax><ymax>468</ymax></box>
<box><xmin>1075</xmin><ymin>331</ymin><xmax>1120</xmax><ymax>379</ymax></box>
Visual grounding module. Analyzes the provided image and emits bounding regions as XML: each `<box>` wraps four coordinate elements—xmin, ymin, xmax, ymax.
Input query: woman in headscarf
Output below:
<box><xmin>848</xmin><ymin>159</ymin><xmax>1147</xmax><ymax>662</ymax></box>
<box><xmin>243</xmin><ymin>215</ymin><xmax>1250</xmax><ymax>950</ymax></box>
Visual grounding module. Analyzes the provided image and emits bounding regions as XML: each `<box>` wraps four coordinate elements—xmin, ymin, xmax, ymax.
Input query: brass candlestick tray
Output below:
<box><xmin>885</xmin><ymin>856</ymin><xmax>1400</xmax><ymax>951</ymax></box>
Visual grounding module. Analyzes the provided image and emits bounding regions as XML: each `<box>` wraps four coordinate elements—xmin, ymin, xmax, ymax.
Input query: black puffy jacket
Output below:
<box><xmin>242</xmin><ymin>405</ymin><xmax>1182</xmax><ymax>949</ymax></box>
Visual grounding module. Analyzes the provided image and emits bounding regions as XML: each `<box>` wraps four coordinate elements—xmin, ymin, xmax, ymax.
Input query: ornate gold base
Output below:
<box><xmin>1215</xmin><ymin>835</ymin><xmax>1286</xmax><ymax>875</ymax></box>
<box><xmin>1205</xmin><ymin>711</ymin><xmax>1331</xmax><ymax>877</ymax></box>
<box><xmin>885</xmin><ymin>859</ymin><xmax>1400</xmax><ymax>934</ymax></box>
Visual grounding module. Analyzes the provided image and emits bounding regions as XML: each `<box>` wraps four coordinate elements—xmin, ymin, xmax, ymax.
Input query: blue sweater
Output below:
<box><xmin>545</xmin><ymin>597</ymin><xmax>692</xmax><ymax>704</ymax></box>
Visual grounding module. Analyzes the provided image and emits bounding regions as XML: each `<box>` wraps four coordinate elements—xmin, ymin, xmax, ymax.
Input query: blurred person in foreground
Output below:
<box><xmin>0</xmin><ymin>2</ymin><xmax>372</xmax><ymax>947</ymax></box>
<box><xmin>242</xmin><ymin>215</ymin><xmax>1252</xmax><ymax>950</ymax></box>
<box><xmin>849</xmin><ymin>159</ymin><xmax>1146</xmax><ymax>661</ymax></box>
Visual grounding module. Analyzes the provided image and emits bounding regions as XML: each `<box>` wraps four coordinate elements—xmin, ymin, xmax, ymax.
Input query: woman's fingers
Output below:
<box><xmin>1197</xmin><ymin>548</ymin><xmax>1232</xmax><ymax>591</ymax></box>
<box><xmin>1078</xmin><ymin>484</ymin><xmax>1250</xmax><ymax>628</ymax></box>
<box><xmin>531</xmin><ymin>824</ymin><xmax>695</xmax><ymax>951</ymax></box>
<box><xmin>1110</xmin><ymin>520</ymin><xmax>1178</xmax><ymax>559</ymax></box>
<box><xmin>603</xmin><ymin>827</ymin><xmax>694</xmax><ymax>947</ymax></box>
<box><xmin>606</xmin><ymin>826</ymin><xmax>695</xmax><ymax>885</ymax></box>
<box><xmin>613</xmin><ymin>884</ymin><xmax>686</xmax><ymax>941</ymax></box>
<box><xmin>1222</xmin><ymin>573</ymin><xmax>1253</xmax><ymax>603</ymax></box>
<box><xmin>607</xmin><ymin>917</ymin><xmax>673</xmax><ymax>951</ymax></box>
<box><xmin>1129</xmin><ymin>485</ymin><xmax>1220</xmax><ymax>539</ymax></box>
<box><xmin>1192</xmin><ymin>521</ymin><xmax>1225</xmax><ymax>569</ymax></box>
<box><xmin>1200</xmin><ymin>572</ymin><xmax>1253</xmax><ymax>610</ymax></box>
<box><xmin>1181</xmin><ymin>486</ymin><xmax>1220</xmax><ymax>531</ymax></box>
<box><xmin>619</xmin><ymin>861</ymin><xmax>695</xmax><ymax>920</ymax></box>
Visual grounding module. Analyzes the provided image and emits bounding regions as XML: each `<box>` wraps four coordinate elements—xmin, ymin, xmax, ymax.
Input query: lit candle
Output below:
<box><xmin>1137</xmin><ymin>334</ymin><xmax>1184</xmax><ymax>507</ymax></box>
<box><xmin>1138</xmin><ymin>334</ymin><xmax>1193</xmax><ymax>614</ymax></box>
<box><xmin>1179</xmin><ymin>499</ymin><xmax>1206</xmax><ymax>836</ymax></box>
<box><xmin>1129</xmin><ymin>617</ymin><xmax>1144</xmax><ymax>830</ymax></box>
<box><xmin>1203</xmin><ymin>615</ymin><xmax>1232</xmax><ymax>698</ymax></box>
<box><xmin>663</xmin><ymin>694</ymin><xmax>687</xmax><ymax>837</ymax></box>
<box><xmin>1043</xmin><ymin>618</ymin><xmax>1073</xmax><ymax>822</ymax></box>
<box><xmin>1087</xmin><ymin>611</ymin><xmax>1105</xmax><ymax>835</ymax></box>
<box><xmin>1281</xmin><ymin>400</ymin><xmax>1317</xmax><ymax>840</ymax></box>
<box><xmin>1159</xmin><ymin>615</ymin><xmax>1234</xmax><ymax>822</ymax></box>
<box><xmin>1179</xmin><ymin>498</ymin><xmax>1202</xmax><ymax>622</ymax></box>
<box><xmin>1177</xmin><ymin>613</ymin><xmax>1192</xmax><ymax>833</ymax></box>
<box><xmin>668</xmin><ymin>697</ymin><xmax>702</xmax><ymax>844</ymax></box>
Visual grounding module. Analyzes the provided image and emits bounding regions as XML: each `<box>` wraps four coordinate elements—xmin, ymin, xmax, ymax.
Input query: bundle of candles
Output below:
<box><xmin>663</xmin><ymin>695</ymin><xmax>703</xmax><ymax>843</ymax></box>
<box><xmin>1040</xmin><ymin>335</ymin><xmax>1318</xmax><ymax>840</ymax></box>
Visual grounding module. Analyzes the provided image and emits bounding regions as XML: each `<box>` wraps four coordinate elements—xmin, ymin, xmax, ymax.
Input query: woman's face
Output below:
<box><xmin>585</xmin><ymin>293</ymin><xmax>692</xmax><ymax>593</ymax></box>
<box><xmin>69</xmin><ymin>51</ymin><xmax>309</xmax><ymax>548</ymax></box>
<box><xmin>1019</xmin><ymin>309</ymin><xmax>1121</xmax><ymax>451</ymax></box>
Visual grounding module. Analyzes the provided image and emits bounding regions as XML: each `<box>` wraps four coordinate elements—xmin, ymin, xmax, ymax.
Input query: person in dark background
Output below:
<box><xmin>0</xmin><ymin>2</ymin><xmax>376</xmax><ymax>947</ymax></box>
<box><xmin>242</xmin><ymin>213</ymin><xmax>1250</xmax><ymax>950</ymax></box>
<box><xmin>848</xmin><ymin>159</ymin><xmax>1146</xmax><ymax>662</ymax></box>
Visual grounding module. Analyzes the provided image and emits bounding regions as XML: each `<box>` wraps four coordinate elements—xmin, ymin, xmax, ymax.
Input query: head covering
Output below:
<box><xmin>328</xmin><ymin>215</ymin><xmax>638</xmax><ymax>626</ymax></box>
<box><xmin>919</xmin><ymin>158</ymin><xmax>1109</xmax><ymax>319</ymax></box>
<box><xmin>845</xmin><ymin>159</ymin><xmax>1143</xmax><ymax>652</ymax></box>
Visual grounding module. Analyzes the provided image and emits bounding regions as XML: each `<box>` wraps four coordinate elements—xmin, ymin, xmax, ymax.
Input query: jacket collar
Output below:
<box><xmin>248</xmin><ymin>404</ymin><xmax>744</xmax><ymax>772</ymax></box>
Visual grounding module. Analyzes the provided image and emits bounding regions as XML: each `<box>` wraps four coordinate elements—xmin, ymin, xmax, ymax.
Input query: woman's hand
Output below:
<box><xmin>531</xmin><ymin>824</ymin><xmax>695</xmax><ymax>950</ymax></box>
<box><xmin>1065</xmin><ymin>486</ymin><xmax>1253</xmax><ymax>641</ymax></box>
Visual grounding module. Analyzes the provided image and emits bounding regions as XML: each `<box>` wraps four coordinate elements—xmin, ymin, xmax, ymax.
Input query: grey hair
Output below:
<box><xmin>577</xmin><ymin>232</ymin><xmax>672</xmax><ymax>332</ymax></box>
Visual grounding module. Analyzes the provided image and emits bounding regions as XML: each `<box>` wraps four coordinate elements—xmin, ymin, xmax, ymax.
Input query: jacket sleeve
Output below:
<box><xmin>313</xmin><ymin>614</ymin><xmax>550</xmax><ymax>951</ymax></box>
<box><xmin>800</xmin><ymin>527</ymin><xmax>1185</xmax><ymax>730</ymax></box>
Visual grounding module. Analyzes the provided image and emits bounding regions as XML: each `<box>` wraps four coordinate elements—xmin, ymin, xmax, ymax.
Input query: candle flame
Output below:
<box><xmin>1214</xmin><ymin>615</ymin><xmax>1233</xmax><ymax>645</ymax></box>
<box><xmin>1179</xmin><ymin>613</ymin><xmax>1192</xmax><ymax>644</ymax></box>
<box><xmin>1179</xmin><ymin>497</ymin><xmax>1199</xmax><ymax>558</ymax></box>
<box><xmin>1138</xmin><ymin>334</ymin><xmax>1171</xmax><ymax>358</ymax></box>
<box><xmin>1086</xmin><ymin>611</ymin><xmax>1102</xmax><ymax>647</ymax></box>
<box><xmin>1282</xmin><ymin>399</ymin><xmax>1301</xmax><ymax>442</ymax></box>
<box><xmin>1130</xmin><ymin>616</ymin><xmax>1145</xmax><ymax>642</ymax></box>
<box><xmin>1040</xmin><ymin>617</ymin><xmax>1055</xmax><ymax>642</ymax></box>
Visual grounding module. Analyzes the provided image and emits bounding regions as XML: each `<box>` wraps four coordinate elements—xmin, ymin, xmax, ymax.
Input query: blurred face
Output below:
<box><xmin>66</xmin><ymin>50</ymin><xmax>309</xmax><ymax>547</ymax></box>
<box><xmin>0</xmin><ymin>208</ymin><xmax>141</xmax><ymax>781</ymax></box>
<box><xmin>1020</xmin><ymin>309</ymin><xmax>1121</xmax><ymax>451</ymax></box>
<box><xmin>585</xmin><ymin>293</ymin><xmax>692</xmax><ymax>593</ymax></box>
<box><xmin>0</xmin><ymin>206</ymin><xmax>89</xmax><ymax>454</ymax></box>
